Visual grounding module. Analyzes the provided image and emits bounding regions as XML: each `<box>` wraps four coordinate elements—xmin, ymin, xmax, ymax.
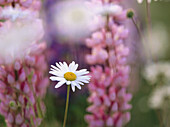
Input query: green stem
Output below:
<box><xmin>63</xmin><ymin>85</ymin><xmax>70</xmax><ymax>127</ymax></box>
<box><xmin>29</xmin><ymin>80</ymin><xmax>43</xmax><ymax>119</ymax></box>
<box><xmin>37</xmin><ymin>97</ymin><xmax>44</xmax><ymax>118</ymax></box>
<box><xmin>131</xmin><ymin>17</ymin><xmax>143</xmax><ymax>40</ymax></box>
<box><xmin>26</xmin><ymin>69</ymin><xmax>44</xmax><ymax>119</ymax></box>
<box><xmin>145</xmin><ymin>0</ymin><xmax>152</xmax><ymax>40</ymax></box>
<box><xmin>131</xmin><ymin>13</ymin><xmax>153</xmax><ymax>62</ymax></box>
<box><xmin>155</xmin><ymin>110</ymin><xmax>164</xmax><ymax>127</ymax></box>
<box><xmin>10</xmin><ymin>86</ymin><xmax>36</xmax><ymax>127</ymax></box>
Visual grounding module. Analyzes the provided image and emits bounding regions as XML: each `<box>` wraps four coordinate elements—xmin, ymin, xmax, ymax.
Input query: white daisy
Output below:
<box><xmin>53</xmin><ymin>0</ymin><xmax>97</xmax><ymax>42</ymax></box>
<box><xmin>148</xmin><ymin>85</ymin><xmax>170</xmax><ymax>109</ymax></box>
<box><xmin>49</xmin><ymin>61</ymin><xmax>90</xmax><ymax>92</ymax></box>
<box><xmin>143</xmin><ymin>62</ymin><xmax>170</xmax><ymax>84</ymax></box>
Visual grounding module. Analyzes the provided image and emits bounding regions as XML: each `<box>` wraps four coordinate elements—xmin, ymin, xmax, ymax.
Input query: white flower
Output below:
<box><xmin>0</xmin><ymin>6</ymin><xmax>38</xmax><ymax>21</ymax></box>
<box><xmin>148</xmin><ymin>85</ymin><xmax>170</xmax><ymax>109</ymax></box>
<box><xmin>49</xmin><ymin>61</ymin><xmax>90</xmax><ymax>92</ymax></box>
<box><xmin>52</xmin><ymin>0</ymin><xmax>122</xmax><ymax>42</ymax></box>
<box><xmin>137</xmin><ymin>0</ymin><xmax>151</xmax><ymax>4</ymax></box>
<box><xmin>143</xmin><ymin>62</ymin><xmax>170</xmax><ymax>84</ymax></box>
<box><xmin>86</xmin><ymin>1</ymin><xmax>122</xmax><ymax>31</ymax></box>
<box><xmin>53</xmin><ymin>0</ymin><xmax>97</xmax><ymax>42</ymax></box>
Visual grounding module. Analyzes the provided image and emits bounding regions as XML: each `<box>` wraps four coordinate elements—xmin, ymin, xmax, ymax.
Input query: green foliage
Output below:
<box><xmin>126</xmin><ymin>78</ymin><xmax>160</xmax><ymax>127</ymax></box>
<box><xmin>0</xmin><ymin>115</ymin><xmax>6</xmax><ymax>127</ymax></box>
<box><xmin>42</xmin><ymin>91</ymin><xmax>88</xmax><ymax>127</ymax></box>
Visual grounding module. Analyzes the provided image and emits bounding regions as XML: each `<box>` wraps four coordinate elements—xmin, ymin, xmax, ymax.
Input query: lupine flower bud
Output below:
<box><xmin>14</xmin><ymin>61</ymin><xmax>21</xmax><ymax>71</ymax></box>
<box><xmin>7</xmin><ymin>74</ymin><xmax>15</xmax><ymax>84</ymax></box>
<box><xmin>9</xmin><ymin>101</ymin><xmax>17</xmax><ymax>110</ymax></box>
<box><xmin>15</xmin><ymin>114</ymin><xmax>23</xmax><ymax>125</ymax></box>
<box><xmin>127</xmin><ymin>9</ymin><xmax>134</xmax><ymax>18</ymax></box>
<box><xmin>7</xmin><ymin>113</ymin><xmax>14</xmax><ymax>123</ymax></box>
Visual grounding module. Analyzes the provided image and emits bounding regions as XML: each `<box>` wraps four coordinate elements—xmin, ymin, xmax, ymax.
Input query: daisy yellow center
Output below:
<box><xmin>64</xmin><ymin>72</ymin><xmax>77</xmax><ymax>81</ymax></box>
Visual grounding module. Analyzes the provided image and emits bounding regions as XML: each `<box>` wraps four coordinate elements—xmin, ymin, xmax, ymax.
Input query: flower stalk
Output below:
<box><xmin>63</xmin><ymin>85</ymin><xmax>70</xmax><ymax>127</ymax></box>
<box><xmin>145</xmin><ymin>0</ymin><xmax>152</xmax><ymax>40</ymax></box>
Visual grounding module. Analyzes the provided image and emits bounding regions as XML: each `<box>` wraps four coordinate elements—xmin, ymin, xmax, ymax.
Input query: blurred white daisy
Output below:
<box><xmin>53</xmin><ymin>0</ymin><xmax>122</xmax><ymax>42</ymax></box>
<box><xmin>53</xmin><ymin>0</ymin><xmax>97</xmax><ymax>42</ymax></box>
<box><xmin>49</xmin><ymin>61</ymin><xmax>90</xmax><ymax>92</ymax></box>
<box><xmin>143</xmin><ymin>62</ymin><xmax>170</xmax><ymax>84</ymax></box>
<box><xmin>149</xmin><ymin>85</ymin><xmax>170</xmax><ymax>109</ymax></box>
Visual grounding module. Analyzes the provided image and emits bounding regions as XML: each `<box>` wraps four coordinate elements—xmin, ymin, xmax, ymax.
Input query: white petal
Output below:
<box><xmin>72</xmin><ymin>81</ymin><xmax>81</xmax><ymax>90</ymax></box>
<box><xmin>49</xmin><ymin>70</ymin><xmax>64</xmax><ymax>77</ymax></box>
<box><xmin>76</xmin><ymin>69</ymin><xmax>87</xmax><ymax>72</ymax></box>
<box><xmin>77</xmin><ymin>76</ymin><xmax>91</xmax><ymax>80</ymax></box>
<box><xmin>83</xmin><ymin>80</ymin><xmax>89</xmax><ymax>83</ymax></box>
<box><xmin>71</xmin><ymin>64</ymin><xmax>78</xmax><ymax>72</ymax></box>
<box><xmin>75</xmin><ymin>81</ymin><xmax>84</xmax><ymax>85</ymax></box>
<box><xmin>49</xmin><ymin>70</ymin><xmax>58</xmax><ymax>75</ymax></box>
<box><xmin>75</xmin><ymin>69</ymin><xmax>88</xmax><ymax>74</ymax></box>
<box><xmin>56</xmin><ymin>62</ymin><xmax>62</xmax><ymax>69</ymax></box>
<box><xmin>71</xmin><ymin>81</ymin><xmax>77</xmax><ymax>86</ymax></box>
<box><xmin>56</xmin><ymin>62</ymin><xmax>69</xmax><ymax>73</ymax></box>
<box><xmin>69</xmin><ymin>61</ymin><xmax>75</xmax><ymax>70</ymax></box>
<box><xmin>50</xmin><ymin>76</ymin><xmax>64</xmax><ymax>81</ymax></box>
<box><xmin>66</xmin><ymin>81</ymin><xmax>71</xmax><ymax>85</ymax></box>
<box><xmin>51</xmin><ymin>65</ymin><xmax>59</xmax><ymax>71</ymax></box>
<box><xmin>75</xmin><ymin>70</ymin><xmax>89</xmax><ymax>76</ymax></box>
<box><xmin>76</xmin><ymin>83</ymin><xmax>81</xmax><ymax>89</ymax></box>
<box><xmin>78</xmin><ymin>75</ymin><xmax>91</xmax><ymax>79</ymax></box>
<box><xmin>63</xmin><ymin>62</ymin><xmax>69</xmax><ymax>68</ymax></box>
<box><xmin>62</xmin><ymin>62</ymin><xmax>69</xmax><ymax>72</ymax></box>
<box><xmin>71</xmin><ymin>84</ymin><xmax>75</xmax><ymax>92</ymax></box>
<box><xmin>50</xmin><ymin>68</ymin><xmax>57</xmax><ymax>71</ymax></box>
<box><xmin>71</xmin><ymin>61</ymin><xmax>76</xmax><ymax>66</ymax></box>
<box><xmin>76</xmin><ymin>84</ymin><xmax>81</xmax><ymax>89</ymax></box>
<box><xmin>77</xmin><ymin>79</ymin><xmax>89</xmax><ymax>83</ymax></box>
<box><xmin>59</xmin><ymin>62</ymin><xmax>64</xmax><ymax>67</ymax></box>
<box><xmin>55</xmin><ymin>80</ymin><xmax>66</xmax><ymax>88</ymax></box>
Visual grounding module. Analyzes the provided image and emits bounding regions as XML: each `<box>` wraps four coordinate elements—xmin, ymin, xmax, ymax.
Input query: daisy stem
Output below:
<box><xmin>63</xmin><ymin>85</ymin><xmax>70</xmax><ymax>127</ymax></box>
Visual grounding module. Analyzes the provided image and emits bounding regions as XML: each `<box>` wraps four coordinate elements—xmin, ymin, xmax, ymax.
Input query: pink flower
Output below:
<box><xmin>15</xmin><ymin>114</ymin><xmax>23</xmax><ymax>125</ymax></box>
<box><xmin>86</xmin><ymin>47</ymin><xmax>108</xmax><ymax>65</ymax></box>
<box><xmin>7</xmin><ymin>113</ymin><xmax>14</xmax><ymax>123</ymax></box>
<box><xmin>85</xmin><ymin>0</ymin><xmax>132</xmax><ymax>127</ymax></box>
<box><xmin>0</xmin><ymin>18</ymin><xmax>44</xmax><ymax>59</ymax></box>
<box><xmin>0</xmin><ymin>43</ymin><xmax>49</xmax><ymax>127</ymax></box>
